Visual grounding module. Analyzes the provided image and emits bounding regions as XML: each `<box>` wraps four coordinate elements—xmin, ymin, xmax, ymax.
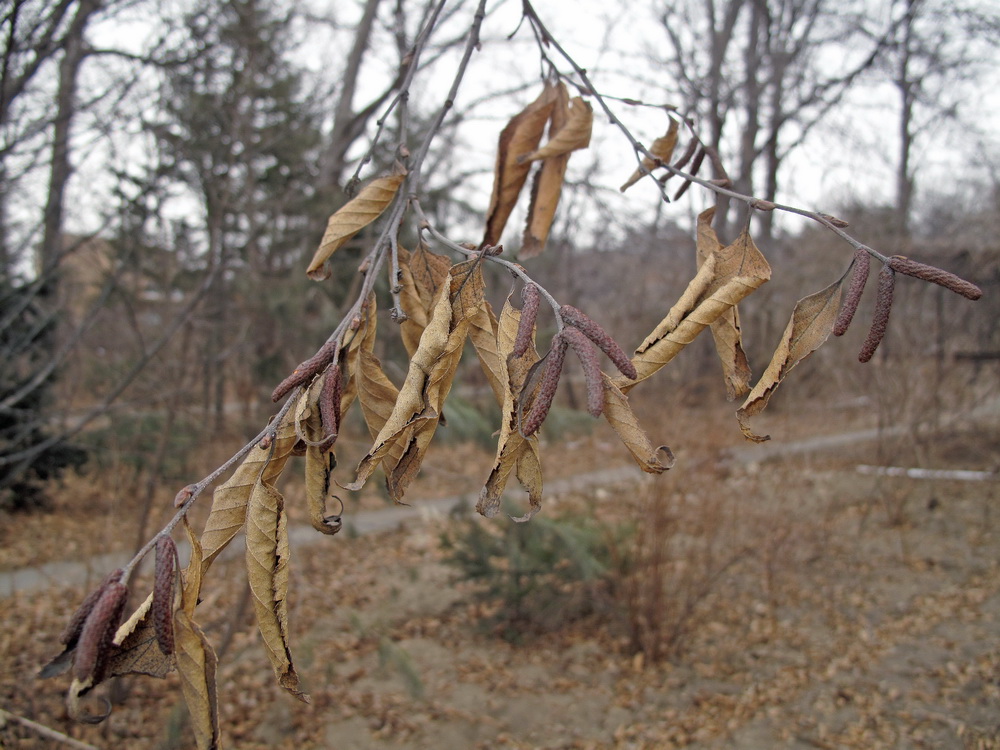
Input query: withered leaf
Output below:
<box><xmin>601</xmin><ymin>373</ymin><xmax>675</xmax><ymax>473</ymax></box>
<box><xmin>246</xmin><ymin>479</ymin><xmax>307</xmax><ymax>701</ymax></box>
<box><xmin>484</xmin><ymin>83</ymin><xmax>558</xmax><ymax>247</ymax></box>
<box><xmin>174</xmin><ymin>609</ymin><xmax>220</xmax><ymax>750</ymax></box>
<box><xmin>522</xmin><ymin>84</ymin><xmax>572</xmax><ymax>259</ymax></box>
<box><xmin>696</xmin><ymin>208</ymin><xmax>752</xmax><ymax>399</ymax></box>
<box><xmin>736</xmin><ymin>278</ymin><xmax>845</xmax><ymax>442</ymax></box>
<box><xmin>618</xmin><ymin>222</ymin><xmax>771</xmax><ymax>392</ymax></box>
<box><xmin>478</xmin><ymin>294</ymin><xmax>544</xmax><ymax>520</ymax></box>
<box><xmin>519</xmin><ymin>94</ymin><xmax>592</xmax><ymax>163</ymax></box>
<box><xmin>198</xmin><ymin>406</ymin><xmax>298</xmax><ymax>573</ymax></box>
<box><xmin>306</xmin><ymin>171</ymin><xmax>405</xmax><ymax>280</ymax></box>
<box><xmin>349</xmin><ymin>259</ymin><xmax>486</xmax><ymax>501</ymax></box>
<box><xmin>468</xmin><ymin>301</ymin><xmax>504</xmax><ymax>406</ymax></box>
<box><xmin>620</xmin><ymin>118</ymin><xmax>679</xmax><ymax>192</ymax></box>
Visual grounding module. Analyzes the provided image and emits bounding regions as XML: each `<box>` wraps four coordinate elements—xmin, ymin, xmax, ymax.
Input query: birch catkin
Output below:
<box><xmin>562</xmin><ymin>326</ymin><xmax>605</xmax><ymax>417</ymax></box>
<box><xmin>60</xmin><ymin>569</ymin><xmax>123</xmax><ymax>647</ymax></box>
<box><xmin>152</xmin><ymin>537</ymin><xmax>177</xmax><ymax>656</ymax></box>
<box><xmin>859</xmin><ymin>266</ymin><xmax>895</xmax><ymax>363</ymax></box>
<box><xmin>834</xmin><ymin>248</ymin><xmax>871</xmax><ymax>337</ymax></box>
<box><xmin>559</xmin><ymin>305</ymin><xmax>638</xmax><ymax>380</ymax></box>
<box><xmin>521</xmin><ymin>337</ymin><xmax>568</xmax><ymax>436</ymax></box>
<box><xmin>887</xmin><ymin>255</ymin><xmax>982</xmax><ymax>300</ymax></box>
<box><xmin>512</xmin><ymin>283</ymin><xmax>541</xmax><ymax>358</ymax></box>
<box><xmin>319</xmin><ymin>363</ymin><xmax>342</xmax><ymax>449</ymax></box>
<box><xmin>73</xmin><ymin>581</ymin><xmax>129</xmax><ymax>683</ymax></box>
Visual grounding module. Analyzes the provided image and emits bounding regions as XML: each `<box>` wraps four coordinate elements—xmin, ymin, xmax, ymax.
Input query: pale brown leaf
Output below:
<box><xmin>478</xmin><ymin>294</ymin><xmax>543</xmax><ymax>520</ymax></box>
<box><xmin>619</xmin><ymin>223</ymin><xmax>771</xmax><ymax>392</ymax></box>
<box><xmin>468</xmin><ymin>301</ymin><xmax>504</xmax><ymax>405</ymax></box>
<box><xmin>349</xmin><ymin>259</ymin><xmax>486</xmax><ymax>501</ymax></box>
<box><xmin>306</xmin><ymin>172</ymin><xmax>405</xmax><ymax>280</ymax></box>
<box><xmin>736</xmin><ymin>278</ymin><xmax>845</xmax><ymax>442</ymax></box>
<box><xmin>519</xmin><ymin>95</ymin><xmax>592</xmax><ymax>163</ymax></box>
<box><xmin>695</xmin><ymin>208</ymin><xmax>752</xmax><ymax>399</ymax></box>
<box><xmin>174</xmin><ymin>610</ymin><xmax>220</xmax><ymax>750</ymax></box>
<box><xmin>484</xmin><ymin>84</ymin><xmax>558</xmax><ymax>247</ymax></box>
<box><xmin>246</xmin><ymin>479</ymin><xmax>307</xmax><ymax>701</ymax></box>
<box><xmin>521</xmin><ymin>84</ymin><xmax>571</xmax><ymax>259</ymax></box>
<box><xmin>601</xmin><ymin>373</ymin><xmax>674</xmax><ymax>473</ymax></box>
<box><xmin>620</xmin><ymin>119</ymin><xmax>679</xmax><ymax>192</ymax></box>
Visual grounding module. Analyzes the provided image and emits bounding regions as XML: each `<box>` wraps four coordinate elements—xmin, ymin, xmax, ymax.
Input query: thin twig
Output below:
<box><xmin>0</xmin><ymin>708</ymin><xmax>101</xmax><ymax>750</ymax></box>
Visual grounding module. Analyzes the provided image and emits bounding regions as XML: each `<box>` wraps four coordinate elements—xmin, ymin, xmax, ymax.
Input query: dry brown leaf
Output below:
<box><xmin>396</xmin><ymin>248</ymin><xmax>426</xmax><ymax>357</ymax></box>
<box><xmin>306</xmin><ymin>171</ymin><xmax>405</xmax><ymax>280</ymax></box>
<box><xmin>484</xmin><ymin>83</ymin><xmax>558</xmax><ymax>247</ymax></box>
<box><xmin>601</xmin><ymin>373</ymin><xmax>675</xmax><ymax>473</ymax></box>
<box><xmin>173</xmin><ymin>610</ymin><xmax>220</xmax><ymax>750</ymax></box>
<box><xmin>468</xmin><ymin>301</ymin><xmax>504</xmax><ymax>405</ymax></box>
<box><xmin>620</xmin><ymin>119</ymin><xmax>679</xmax><ymax>192</ymax></box>
<box><xmin>478</xmin><ymin>294</ymin><xmax>544</xmax><ymax>520</ymax></box>
<box><xmin>520</xmin><ymin>94</ymin><xmax>592</xmax><ymax>162</ymax></box>
<box><xmin>246</xmin><ymin>479</ymin><xmax>307</xmax><ymax>701</ymax></box>
<box><xmin>736</xmin><ymin>278</ymin><xmax>845</xmax><ymax>442</ymax></box>
<box><xmin>696</xmin><ymin>208</ymin><xmax>752</xmax><ymax>399</ymax></box>
<box><xmin>618</xmin><ymin>222</ymin><xmax>771</xmax><ymax>392</ymax></box>
<box><xmin>198</xmin><ymin>406</ymin><xmax>298</xmax><ymax>573</ymax></box>
<box><xmin>521</xmin><ymin>85</ymin><xmax>571</xmax><ymax>259</ymax></box>
<box><xmin>348</xmin><ymin>259</ymin><xmax>486</xmax><ymax>501</ymax></box>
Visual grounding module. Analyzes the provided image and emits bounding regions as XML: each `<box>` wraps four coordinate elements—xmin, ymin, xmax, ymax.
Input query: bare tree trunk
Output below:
<box><xmin>39</xmin><ymin>0</ymin><xmax>101</xmax><ymax>276</ymax></box>
<box><xmin>894</xmin><ymin>0</ymin><xmax>917</xmax><ymax>242</ymax></box>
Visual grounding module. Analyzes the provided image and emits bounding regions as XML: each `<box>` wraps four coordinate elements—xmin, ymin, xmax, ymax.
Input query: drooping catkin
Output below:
<box><xmin>834</xmin><ymin>248</ymin><xmax>871</xmax><ymax>336</ymax></box>
<box><xmin>152</xmin><ymin>537</ymin><xmax>176</xmax><ymax>656</ymax></box>
<box><xmin>887</xmin><ymin>255</ymin><xmax>982</xmax><ymax>300</ymax></box>
<box><xmin>512</xmin><ymin>283</ymin><xmax>541</xmax><ymax>358</ymax></box>
<box><xmin>559</xmin><ymin>305</ymin><xmax>638</xmax><ymax>380</ymax></box>
<box><xmin>562</xmin><ymin>326</ymin><xmax>605</xmax><ymax>417</ymax></box>
<box><xmin>858</xmin><ymin>265</ymin><xmax>895</xmax><ymax>363</ymax></box>
<box><xmin>73</xmin><ymin>581</ymin><xmax>129</xmax><ymax>683</ymax></box>
<box><xmin>521</xmin><ymin>337</ymin><xmax>568</xmax><ymax>436</ymax></box>
<box><xmin>271</xmin><ymin>338</ymin><xmax>339</xmax><ymax>402</ymax></box>
<box><xmin>60</xmin><ymin>569</ymin><xmax>123</xmax><ymax>647</ymax></box>
<box><xmin>319</xmin><ymin>363</ymin><xmax>342</xmax><ymax>450</ymax></box>
<box><xmin>673</xmin><ymin>146</ymin><xmax>705</xmax><ymax>200</ymax></box>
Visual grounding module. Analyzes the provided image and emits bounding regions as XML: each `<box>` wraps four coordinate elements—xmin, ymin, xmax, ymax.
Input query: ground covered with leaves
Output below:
<box><xmin>1</xmin><ymin>397</ymin><xmax>999</xmax><ymax>749</ymax></box>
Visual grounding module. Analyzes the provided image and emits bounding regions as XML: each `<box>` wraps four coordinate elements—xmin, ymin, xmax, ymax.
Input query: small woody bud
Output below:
<box><xmin>522</xmin><ymin>337</ymin><xmax>569</xmax><ymax>436</ymax></box>
<box><xmin>887</xmin><ymin>255</ymin><xmax>982</xmax><ymax>300</ymax></box>
<box><xmin>559</xmin><ymin>305</ymin><xmax>638</xmax><ymax>380</ymax></box>
<box><xmin>859</xmin><ymin>265</ymin><xmax>895</xmax><ymax>363</ymax></box>
<box><xmin>512</xmin><ymin>284</ymin><xmax>541</xmax><ymax>359</ymax></box>
<box><xmin>834</xmin><ymin>248</ymin><xmax>871</xmax><ymax>337</ymax></box>
<box><xmin>73</xmin><ymin>581</ymin><xmax>129</xmax><ymax>683</ymax></box>
<box><xmin>152</xmin><ymin>537</ymin><xmax>177</xmax><ymax>656</ymax></box>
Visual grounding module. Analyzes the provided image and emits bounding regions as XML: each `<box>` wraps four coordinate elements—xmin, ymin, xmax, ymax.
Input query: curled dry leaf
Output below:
<box><xmin>834</xmin><ymin>247</ymin><xmax>871</xmax><ymax>337</ymax></box>
<box><xmin>349</xmin><ymin>259</ymin><xmax>486</xmax><ymax>501</ymax></box>
<box><xmin>246</xmin><ymin>478</ymin><xmax>307</xmax><ymax>701</ymax></box>
<box><xmin>620</xmin><ymin>118</ymin><xmax>679</xmax><ymax>192</ymax></box>
<box><xmin>695</xmin><ymin>208</ymin><xmax>752</xmax><ymax>399</ymax></box>
<box><xmin>521</xmin><ymin>85</ymin><xmax>572</xmax><ymax>259</ymax></box>
<box><xmin>478</xmin><ymin>294</ymin><xmax>543</xmax><ymax>520</ymax></box>
<box><xmin>174</xmin><ymin>609</ymin><xmax>221</xmax><ymax>750</ymax></box>
<box><xmin>306</xmin><ymin>170</ymin><xmax>406</xmax><ymax>280</ymax></box>
<box><xmin>484</xmin><ymin>83</ymin><xmax>558</xmax><ymax>247</ymax></box>
<box><xmin>737</xmin><ymin>277</ymin><xmax>845</xmax><ymax>442</ymax></box>
<box><xmin>858</xmin><ymin>265</ymin><xmax>895</xmax><ymax>363</ymax></box>
<box><xmin>600</xmin><ymin>373</ymin><xmax>674</xmax><ymax>474</ymax></box>
<box><xmin>619</xmin><ymin>211</ymin><xmax>771</xmax><ymax>393</ymax></box>
<box><xmin>519</xmin><ymin>94</ymin><xmax>592</xmax><ymax>163</ymax></box>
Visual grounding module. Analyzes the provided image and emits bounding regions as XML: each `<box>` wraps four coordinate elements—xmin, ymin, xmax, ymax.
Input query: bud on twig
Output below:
<box><xmin>512</xmin><ymin>284</ymin><xmax>541</xmax><ymax>358</ymax></box>
<box><xmin>561</xmin><ymin>327</ymin><xmax>605</xmax><ymax>417</ymax></box>
<box><xmin>858</xmin><ymin>266</ymin><xmax>895</xmax><ymax>363</ymax></box>
<box><xmin>820</xmin><ymin>213</ymin><xmax>850</xmax><ymax>228</ymax></box>
<box><xmin>173</xmin><ymin>484</ymin><xmax>196</xmax><ymax>509</ymax></box>
<box><xmin>60</xmin><ymin>569</ymin><xmax>123</xmax><ymax>648</ymax></box>
<box><xmin>521</xmin><ymin>337</ymin><xmax>568</xmax><ymax>436</ymax></box>
<box><xmin>559</xmin><ymin>305</ymin><xmax>638</xmax><ymax>380</ymax></box>
<box><xmin>73</xmin><ymin>581</ymin><xmax>129</xmax><ymax>683</ymax></box>
<box><xmin>834</xmin><ymin>248</ymin><xmax>871</xmax><ymax>337</ymax></box>
<box><xmin>887</xmin><ymin>255</ymin><xmax>982</xmax><ymax>300</ymax></box>
<box><xmin>152</xmin><ymin>537</ymin><xmax>176</xmax><ymax>656</ymax></box>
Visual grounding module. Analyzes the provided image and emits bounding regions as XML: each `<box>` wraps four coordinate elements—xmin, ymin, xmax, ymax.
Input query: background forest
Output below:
<box><xmin>1</xmin><ymin>0</ymin><xmax>999</xmax><ymax>747</ymax></box>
